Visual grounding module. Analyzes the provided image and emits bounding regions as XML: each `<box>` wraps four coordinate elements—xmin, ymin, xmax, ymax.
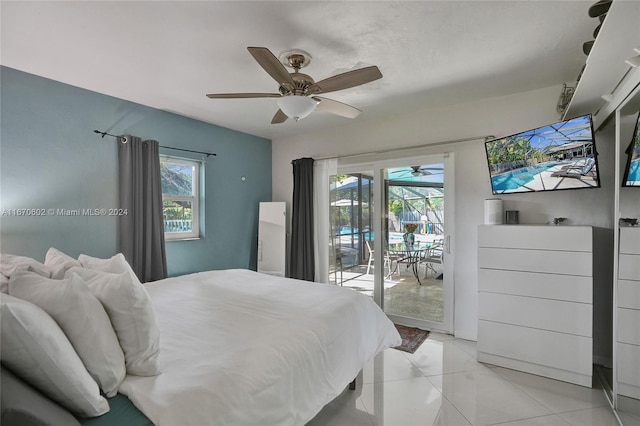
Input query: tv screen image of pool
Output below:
<box><xmin>484</xmin><ymin>114</ymin><xmax>601</xmax><ymax>194</ymax></box>
<box><xmin>622</xmin><ymin>112</ymin><xmax>640</xmax><ymax>187</ymax></box>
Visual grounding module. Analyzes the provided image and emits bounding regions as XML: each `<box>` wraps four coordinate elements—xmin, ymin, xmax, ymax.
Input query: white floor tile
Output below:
<box><xmin>428</xmin><ymin>369</ymin><xmax>552</xmax><ymax>426</ymax></box>
<box><xmin>359</xmin><ymin>377</ymin><xmax>472</xmax><ymax>426</ymax></box>
<box><xmin>558</xmin><ymin>406</ymin><xmax>621</xmax><ymax>426</ymax></box>
<box><xmin>451</xmin><ymin>338</ymin><xmax>478</xmax><ymax>358</ymax></box>
<box><xmin>492</xmin><ymin>367</ymin><xmax>609</xmax><ymax>414</ymax></box>
<box><xmin>617</xmin><ymin>410</ymin><xmax>640</xmax><ymax>426</ymax></box>
<box><xmin>307</xmin><ymin>339</ymin><xmax>623</xmax><ymax>426</ymax></box>
<box><xmin>426</xmin><ymin>331</ymin><xmax>456</xmax><ymax>342</ymax></box>
<box><xmin>403</xmin><ymin>338</ymin><xmax>491</xmax><ymax>377</ymax></box>
<box><xmin>306</xmin><ymin>383</ymin><xmax>373</xmax><ymax>426</ymax></box>
<box><xmin>361</xmin><ymin>347</ymin><xmax>425</xmax><ymax>384</ymax></box>
<box><xmin>488</xmin><ymin>413</ymin><xmax>572</xmax><ymax>426</ymax></box>
<box><xmin>306</xmin><ymin>398</ymin><xmax>374</xmax><ymax>426</ymax></box>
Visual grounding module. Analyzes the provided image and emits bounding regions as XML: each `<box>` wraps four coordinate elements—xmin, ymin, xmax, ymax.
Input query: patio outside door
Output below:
<box><xmin>329</xmin><ymin>172</ymin><xmax>374</xmax><ymax>296</ymax></box>
<box><xmin>379</xmin><ymin>154</ymin><xmax>453</xmax><ymax>333</ymax></box>
<box><xmin>329</xmin><ymin>153</ymin><xmax>454</xmax><ymax>334</ymax></box>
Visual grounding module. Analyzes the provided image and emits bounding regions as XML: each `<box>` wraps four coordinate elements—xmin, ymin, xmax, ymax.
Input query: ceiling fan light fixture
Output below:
<box><xmin>277</xmin><ymin>95</ymin><xmax>317</xmax><ymax>121</ymax></box>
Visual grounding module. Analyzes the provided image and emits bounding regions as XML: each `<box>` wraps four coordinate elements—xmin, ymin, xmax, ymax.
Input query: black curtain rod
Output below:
<box><xmin>93</xmin><ymin>130</ymin><xmax>217</xmax><ymax>157</ymax></box>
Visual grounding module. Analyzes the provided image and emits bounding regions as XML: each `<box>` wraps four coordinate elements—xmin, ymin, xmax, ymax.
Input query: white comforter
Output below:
<box><xmin>118</xmin><ymin>269</ymin><xmax>401</xmax><ymax>426</ymax></box>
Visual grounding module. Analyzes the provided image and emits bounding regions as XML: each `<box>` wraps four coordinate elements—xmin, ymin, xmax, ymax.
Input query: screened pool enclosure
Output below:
<box><xmin>329</xmin><ymin>169</ymin><xmax>444</xmax><ymax>276</ymax></box>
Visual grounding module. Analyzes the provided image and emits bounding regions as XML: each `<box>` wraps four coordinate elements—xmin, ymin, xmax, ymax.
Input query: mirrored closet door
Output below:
<box><xmin>613</xmin><ymin>80</ymin><xmax>640</xmax><ymax>425</ymax></box>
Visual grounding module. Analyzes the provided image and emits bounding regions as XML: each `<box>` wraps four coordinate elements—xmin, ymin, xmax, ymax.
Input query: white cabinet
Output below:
<box><xmin>257</xmin><ymin>202</ymin><xmax>286</xmax><ymax>277</ymax></box>
<box><xmin>617</xmin><ymin>227</ymin><xmax>640</xmax><ymax>401</ymax></box>
<box><xmin>477</xmin><ymin>225</ymin><xmax>594</xmax><ymax>387</ymax></box>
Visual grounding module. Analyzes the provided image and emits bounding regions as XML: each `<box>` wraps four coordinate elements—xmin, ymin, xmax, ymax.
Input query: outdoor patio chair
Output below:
<box><xmin>420</xmin><ymin>239</ymin><xmax>444</xmax><ymax>278</ymax></box>
<box><xmin>551</xmin><ymin>158</ymin><xmax>595</xmax><ymax>179</ymax></box>
<box><xmin>365</xmin><ymin>240</ymin><xmax>395</xmax><ymax>277</ymax></box>
<box><xmin>365</xmin><ymin>240</ymin><xmax>375</xmax><ymax>275</ymax></box>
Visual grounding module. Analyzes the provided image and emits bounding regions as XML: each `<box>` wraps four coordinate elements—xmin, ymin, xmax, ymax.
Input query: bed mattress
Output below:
<box><xmin>118</xmin><ymin>269</ymin><xmax>401</xmax><ymax>426</ymax></box>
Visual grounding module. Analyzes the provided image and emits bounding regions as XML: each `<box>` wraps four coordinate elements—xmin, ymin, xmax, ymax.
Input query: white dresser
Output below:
<box><xmin>617</xmin><ymin>227</ymin><xmax>640</xmax><ymax>401</ymax></box>
<box><xmin>477</xmin><ymin>225</ymin><xmax>594</xmax><ymax>387</ymax></box>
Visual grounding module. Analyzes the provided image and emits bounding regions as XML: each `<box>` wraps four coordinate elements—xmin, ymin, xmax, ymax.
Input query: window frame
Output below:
<box><xmin>160</xmin><ymin>155</ymin><xmax>200</xmax><ymax>241</ymax></box>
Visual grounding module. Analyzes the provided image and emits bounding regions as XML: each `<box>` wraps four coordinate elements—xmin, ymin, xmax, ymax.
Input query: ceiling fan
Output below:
<box><xmin>206</xmin><ymin>47</ymin><xmax>383</xmax><ymax>124</ymax></box>
<box><xmin>390</xmin><ymin>166</ymin><xmax>444</xmax><ymax>177</ymax></box>
<box><xmin>392</xmin><ymin>166</ymin><xmax>444</xmax><ymax>177</ymax></box>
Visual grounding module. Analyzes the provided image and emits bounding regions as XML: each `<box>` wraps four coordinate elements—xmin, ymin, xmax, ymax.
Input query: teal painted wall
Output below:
<box><xmin>0</xmin><ymin>66</ymin><xmax>272</xmax><ymax>276</ymax></box>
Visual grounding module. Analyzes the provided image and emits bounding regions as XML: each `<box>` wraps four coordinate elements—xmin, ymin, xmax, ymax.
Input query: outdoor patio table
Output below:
<box><xmin>387</xmin><ymin>242</ymin><xmax>429</xmax><ymax>285</ymax></box>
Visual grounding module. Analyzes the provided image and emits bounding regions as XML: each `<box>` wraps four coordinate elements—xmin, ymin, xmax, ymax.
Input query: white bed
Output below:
<box><xmin>118</xmin><ymin>269</ymin><xmax>401</xmax><ymax>426</ymax></box>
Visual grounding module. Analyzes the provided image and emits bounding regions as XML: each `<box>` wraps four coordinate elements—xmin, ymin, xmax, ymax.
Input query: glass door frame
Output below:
<box><xmin>339</xmin><ymin>152</ymin><xmax>455</xmax><ymax>334</ymax></box>
<box><xmin>377</xmin><ymin>153</ymin><xmax>454</xmax><ymax>333</ymax></box>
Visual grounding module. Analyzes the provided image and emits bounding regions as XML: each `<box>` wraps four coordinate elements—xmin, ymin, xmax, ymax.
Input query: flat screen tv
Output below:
<box><xmin>484</xmin><ymin>114</ymin><xmax>600</xmax><ymax>194</ymax></box>
<box><xmin>622</xmin><ymin>112</ymin><xmax>640</xmax><ymax>187</ymax></box>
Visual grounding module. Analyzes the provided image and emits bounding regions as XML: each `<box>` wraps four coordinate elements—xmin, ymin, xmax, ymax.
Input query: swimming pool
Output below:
<box><xmin>625</xmin><ymin>158</ymin><xmax>640</xmax><ymax>185</ymax></box>
<box><xmin>491</xmin><ymin>162</ymin><xmax>558</xmax><ymax>191</ymax></box>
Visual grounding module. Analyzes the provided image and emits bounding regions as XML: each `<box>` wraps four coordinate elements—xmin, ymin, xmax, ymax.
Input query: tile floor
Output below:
<box><xmin>333</xmin><ymin>264</ymin><xmax>445</xmax><ymax>323</ymax></box>
<box><xmin>307</xmin><ymin>332</ymin><xmax>630</xmax><ymax>426</ymax></box>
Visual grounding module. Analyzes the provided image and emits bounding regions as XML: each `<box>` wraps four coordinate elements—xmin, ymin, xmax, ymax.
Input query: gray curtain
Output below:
<box><xmin>118</xmin><ymin>135</ymin><xmax>167</xmax><ymax>282</ymax></box>
<box><xmin>290</xmin><ymin>157</ymin><xmax>315</xmax><ymax>281</ymax></box>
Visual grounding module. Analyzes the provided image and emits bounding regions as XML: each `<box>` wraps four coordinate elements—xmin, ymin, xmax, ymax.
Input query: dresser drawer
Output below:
<box><xmin>478</xmin><ymin>225</ymin><xmax>592</xmax><ymax>251</ymax></box>
<box><xmin>618</xmin><ymin>308</ymin><xmax>640</xmax><ymax>346</ymax></box>
<box><xmin>478</xmin><ymin>320</ymin><xmax>592</xmax><ymax>376</ymax></box>
<box><xmin>478</xmin><ymin>268</ymin><xmax>592</xmax><ymax>303</ymax></box>
<box><xmin>619</xmin><ymin>254</ymin><xmax>640</xmax><ymax>281</ymax></box>
<box><xmin>620</xmin><ymin>227</ymin><xmax>640</xmax><ymax>255</ymax></box>
<box><xmin>479</xmin><ymin>248</ymin><xmax>592</xmax><ymax>276</ymax></box>
<box><xmin>618</xmin><ymin>342</ymin><xmax>640</xmax><ymax>399</ymax></box>
<box><xmin>619</xmin><ymin>280</ymin><xmax>640</xmax><ymax>310</ymax></box>
<box><xmin>478</xmin><ymin>292</ymin><xmax>592</xmax><ymax>337</ymax></box>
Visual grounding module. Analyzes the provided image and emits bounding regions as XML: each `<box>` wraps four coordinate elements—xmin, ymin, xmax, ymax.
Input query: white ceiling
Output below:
<box><xmin>1</xmin><ymin>1</ymin><xmax>597</xmax><ymax>141</ymax></box>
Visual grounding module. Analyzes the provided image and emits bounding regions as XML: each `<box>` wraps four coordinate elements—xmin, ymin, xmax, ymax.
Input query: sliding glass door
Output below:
<box><xmin>329</xmin><ymin>153</ymin><xmax>454</xmax><ymax>333</ymax></box>
<box><xmin>329</xmin><ymin>172</ymin><xmax>375</xmax><ymax>296</ymax></box>
<box><xmin>381</xmin><ymin>155</ymin><xmax>452</xmax><ymax>332</ymax></box>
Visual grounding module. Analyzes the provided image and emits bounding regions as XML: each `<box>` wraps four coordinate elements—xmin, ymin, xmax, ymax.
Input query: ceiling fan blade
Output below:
<box><xmin>312</xmin><ymin>96</ymin><xmax>361</xmax><ymax>118</ymax></box>
<box><xmin>206</xmin><ymin>93</ymin><xmax>281</xmax><ymax>99</ymax></box>
<box><xmin>307</xmin><ymin>66</ymin><xmax>382</xmax><ymax>95</ymax></box>
<box><xmin>247</xmin><ymin>47</ymin><xmax>296</xmax><ymax>90</ymax></box>
<box><xmin>271</xmin><ymin>109</ymin><xmax>288</xmax><ymax>124</ymax></box>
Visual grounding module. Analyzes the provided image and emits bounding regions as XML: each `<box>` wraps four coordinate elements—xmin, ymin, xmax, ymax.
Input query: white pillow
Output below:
<box><xmin>9</xmin><ymin>271</ymin><xmax>126</xmax><ymax>397</ymax></box>
<box><xmin>78</xmin><ymin>252</ymin><xmax>138</xmax><ymax>283</ymax></box>
<box><xmin>44</xmin><ymin>248</ymin><xmax>82</xmax><ymax>279</ymax></box>
<box><xmin>0</xmin><ymin>293</ymin><xmax>109</xmax><ymax>417</ymax></box>
<box><xmin>0</xmin><ymin>253</ymin><xmax>50</xmax><ymax>279</ymax></box>
<box><xmin>66</xmin><ymin>266</ymin><xmax>161</xmax><ymax>376</ymax></box>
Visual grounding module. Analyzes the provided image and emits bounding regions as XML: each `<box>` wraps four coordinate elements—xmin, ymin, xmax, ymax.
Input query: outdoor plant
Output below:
<box><xmin>404</xmin><ymin>223</ymin><xmax>418</xmax><ymax>233</ymax></box>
